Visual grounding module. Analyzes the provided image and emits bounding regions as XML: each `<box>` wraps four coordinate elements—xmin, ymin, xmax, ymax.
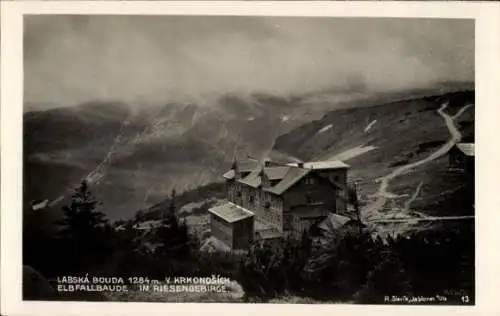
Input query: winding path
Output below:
<box><xmin>402</xmin><ymin>181</ymin><xmax>424</xmax><ymax>214</ymax></box>
<box><xmin>362</xmin><ymin>102</ymin><xmax>474</xmax><ymax>229</ymax></box>
<box><xmin>370</xmin><ymin>215</ymin><xmax>475</xmax><ymax>224</ymax></box>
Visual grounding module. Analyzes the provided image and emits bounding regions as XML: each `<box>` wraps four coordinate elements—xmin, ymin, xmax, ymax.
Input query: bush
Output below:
<box><xmin>236</xmin><ymin>224</ymin><xmax>474</xmax><ymax>304</ymax></box>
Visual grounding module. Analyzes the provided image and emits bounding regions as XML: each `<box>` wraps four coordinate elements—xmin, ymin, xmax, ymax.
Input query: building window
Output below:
<box><xmin>306</xmin><ymin>193</ymin><xmax>316</xmax><ymax>204</ymax></box>
<box><xmin>305</xmin><ymin>178</ymin><xmax>315</xmax><ymax>185</ymax></box>
<box><xmin>236</xmin><ymin>191</ymin><xmax>242</xmax><ymax>197</ymax></box>
<box><xmin>249</xmin><ymin>196</ymin><xmax>255</xmax><ymax>204</ymax></box>
<box><xmin>336</xmin><ymin>188</ymin><xmax>343</xmax><ymax>198</ymax></box>
<box><xmin>264</xmin><ymin>201</ymin><xmax>271</xmax><ymax>208</ymax></box>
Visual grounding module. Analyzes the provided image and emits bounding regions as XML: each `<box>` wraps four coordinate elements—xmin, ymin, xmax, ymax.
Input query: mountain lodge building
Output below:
<box><xmin>449</xmin><ymin>143</ymin><xmax>474</xmax><ymax>173</ymax></box>
<box><xmin>208</xmin><ymin>158</ymin><xmax>352</xmax><ymax>250</ymax></box>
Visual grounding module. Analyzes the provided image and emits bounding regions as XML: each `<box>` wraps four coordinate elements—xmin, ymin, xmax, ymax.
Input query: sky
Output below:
<box><xmin>24</xmin><ymin>15</ymin><xmax>474</xmax><ymax>108</ymax></box>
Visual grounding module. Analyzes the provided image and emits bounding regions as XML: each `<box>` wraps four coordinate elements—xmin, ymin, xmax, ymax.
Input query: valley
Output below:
<box><xmin>24</xmin><ymin>87</ymin><xmax>474</xmax><ymax>233</ymax></box>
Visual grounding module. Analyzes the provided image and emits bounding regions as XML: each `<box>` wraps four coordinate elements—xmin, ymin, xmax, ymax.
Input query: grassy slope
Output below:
<box><xmin>273</xmin><ymin>91</ymin><xmax>474</xmax><ymax>218</ymax></box>
<box><xmin>135</xmin><ymin>90</ymin><xmax>474</xmax><ymax>246</ymax></box>
<box><xmin>24</xmin><ymin>88</ymin><xmax>474</xmax><ymax>224</ymax></box>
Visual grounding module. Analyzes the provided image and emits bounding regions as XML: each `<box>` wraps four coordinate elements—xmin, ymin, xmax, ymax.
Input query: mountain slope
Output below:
<box><xmin>24</xmin><ymin>84</ymin><xmax>474</xmax><ymax>222</ymax></box>
<box><xmin>273</xmin><ymin>90</ymin><xmax>474</xmax><ymax>234</ymax></box>
<box><xmin>23</xmin><ymin>92</ymin><xmax>330</xmax><ymax>221</ymax></box>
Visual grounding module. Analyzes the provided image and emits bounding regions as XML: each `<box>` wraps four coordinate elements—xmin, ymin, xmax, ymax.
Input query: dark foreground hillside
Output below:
<box><xmin>23</xmin><ymin>182</ymin><xmax>474</xmax><ymax>304</ymax></box>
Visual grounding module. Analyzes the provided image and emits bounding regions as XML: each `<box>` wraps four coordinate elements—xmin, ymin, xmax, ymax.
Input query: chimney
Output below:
<box><xmin>264</xmin><ymin>158</ymin><xmax>271</xmax><ymax>167</ymax></box>
<box><xmin>232</xmin><ymin>158</ymin><xmax>241</xmax><ymax>179</ymax></box>
<box><xmin>259</xmin><ymin>167</ymin><xmax>270</xmax><ymax>188</ymax></box>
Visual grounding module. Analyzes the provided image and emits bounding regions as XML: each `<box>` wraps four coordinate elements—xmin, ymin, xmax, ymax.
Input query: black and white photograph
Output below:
<box><xmin>2</xmin><ymin>2</ymin><xmax>499</xmax><ymax>312</ymax></box>
<box><xmin>19</xmin><ymin>13</ymin><xmax>477</xmax><ymax>304</ymax></box>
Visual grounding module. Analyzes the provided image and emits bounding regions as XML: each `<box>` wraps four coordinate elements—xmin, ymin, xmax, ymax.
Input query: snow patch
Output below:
<box><xmin>328</xmin><ymin>145</ymin><xmax>378</xmax><ymax>161</ymax></box>
<box><xmin>281</xmin><ymin>115</ymin><xmax>290</xmax><ymax>122</ymax></box>
<box><xmin>49</xmin><ymin>196</ymin><xmax>64</xmax><ymax>207</ymax></box>
<box><xmin>32</xmin><ymin>199</ymin><xmax>49</xmax><ymax>211</ymax></box>
<box><xmin>317</xmin><ymin>124</ymin><xmax>333</xmax><ymax>134</ymax></box>
<box><xmin>364</xmin><ymin>120</ymin><xmax>377</xmax><ymax>133</ymax></box>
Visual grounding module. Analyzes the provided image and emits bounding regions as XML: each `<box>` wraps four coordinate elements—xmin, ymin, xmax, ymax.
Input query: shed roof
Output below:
<box><xmin>208</xmin><ymin>202</ymin><xmax>254</xmax><ymax>223</ymax></box>
<box><xmin>456</xmin><ymin>143</ymin><xmax>475</xmax><ymax>157</ymax></box>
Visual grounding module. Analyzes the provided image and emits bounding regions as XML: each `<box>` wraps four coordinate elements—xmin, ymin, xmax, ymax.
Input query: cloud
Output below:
<box><xmin>24</xmin><ymin>15</ymin><xmax>474</xmax><ymax>108</ymax></box>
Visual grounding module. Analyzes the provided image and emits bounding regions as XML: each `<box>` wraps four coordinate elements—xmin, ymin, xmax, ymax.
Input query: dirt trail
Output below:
<box><xmin>370</xmin><ymin>215</ymin><xmax>475</xmax><ymax>224</ymax></box>
<box><xmin>402</xmin><ymin>181</ymin><xmax>424</xmax><ymax>213</ymax></box>
<box><xmin>362</xmin><ymin>102</ymin><xmax>473</xmax><ymax>233</ymax></box>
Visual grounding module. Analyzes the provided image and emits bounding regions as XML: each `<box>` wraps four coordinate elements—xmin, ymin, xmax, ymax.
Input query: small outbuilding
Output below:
<box><xmin>208</xmin><ymin>202</ymin><xmax>254</xmax><ymax>250</ymax></box>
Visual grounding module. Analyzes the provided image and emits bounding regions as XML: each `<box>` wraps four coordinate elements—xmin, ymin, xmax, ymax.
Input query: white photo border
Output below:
<box><xmin>2</xmin><ymin>1</ymin><xmax>500</xmax><ymax>316</ymax></box>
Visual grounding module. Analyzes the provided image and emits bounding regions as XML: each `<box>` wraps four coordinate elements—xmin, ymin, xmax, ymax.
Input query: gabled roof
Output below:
<box><xmin>237</xmin><ymin>168</ymin><xmax>262</xmax><ymax>187</ymax></box>
<box><xmin>318</xmin><ymin>213</ymin><xmax>353</xmax><ymax>231</ymax></box>
<box><xmin>456</xmin><ymin>143</ymin><xmax>474</xmax><ymax>157</ymax></box>
<box><xmin>287</xmin><ymin>160</ymin><xmax>350</xmax><ymax>170</ymax></box>
<box><xmin>264</xmin><ymin>167</ymin><xmax>311</xmax><ymax>195</ymax></box>
<box><xmin>223</xmin><ymin>169</ymin><xmax>235</xmax><ymax>180</ymax></box>
<box><xmin>255</xmin><ymin>228</ymin><xmax>282</xmax><ymax>240</ymax></box>
<box><xmin>240</xmin><ymin>166</ymin><xmax>290</xmax><ymax>188</ymax></box>
<box><xmin>208</xmin><ymin>202</ymin><xmax>254</xmax><ymax>223</ymax></box>
<box><xmin>225</xmin><ymin>159</ymin><xmax>348</xmax><ymax>196</ymax></box>
<box><xmin>239</xmin><ymin>160</ymin><xmax>260</xmax><ymax>171</ymax></box>
<box><xmin>222</xmin><ymin>160</ymin><xmax>260</xmax><ymax>180</ymax></box>
<box><xmin>238</xmin><ymin>166</ymin><xmax>291</xmax><ymax>188</ymax></box>
<box><xmin>255</xmin><ymin>220</ymin><xmax>282</xmax><ymax>239</ymax></box>
<box><xmin>263</xmin><ymin>166</ymin><xmax>290</xmax><ymax>179</ymax></box>
<box><xmin>200</xmin><ymin>236</ymin><xmax>232</xmax><ymax>253</ymax></box>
